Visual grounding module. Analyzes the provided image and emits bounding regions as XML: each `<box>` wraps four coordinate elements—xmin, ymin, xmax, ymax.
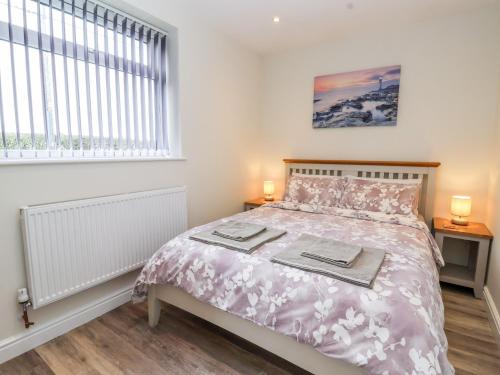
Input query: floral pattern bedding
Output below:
<box><xmin>340</xmin><ymin>177</ymin><xmax>421</xmax><ymax>216</ymax></box>
<box><xmin>133</xmin><ymin>204</ymin><xmax>452</xmax><ymax>375</ymax></box>
<box><xmin>283</xmin><ymin>173</ymin><xmax>346</xmax><ymax>208</ymax></box>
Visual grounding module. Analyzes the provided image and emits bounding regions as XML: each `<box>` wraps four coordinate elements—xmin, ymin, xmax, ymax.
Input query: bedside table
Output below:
<box><xmin>432</xmin><ymin>217</ymin><xmax>493</xmax><ymax>298</ymax></box>
<box><xmin>244</xmin><ymin>198</ymin><xmax>268</xmax><ymax>211</ymax></box>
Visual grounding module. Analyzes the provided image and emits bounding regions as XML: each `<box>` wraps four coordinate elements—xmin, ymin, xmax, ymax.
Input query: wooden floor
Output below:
<box><xmin>1</xmin><ymin>284</ymin><xmax>499</xmax><ymax>375</ymax></box>
<box><xmin>442</xmin><ymin>284</ymin><xmax>500</xmax><ymax>375</ymax></box>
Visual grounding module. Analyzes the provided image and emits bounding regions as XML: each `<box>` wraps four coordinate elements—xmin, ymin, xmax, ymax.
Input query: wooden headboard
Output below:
<box><xmin>284</xmin><ymin>159</ymin><xmax>440</xmax><ymax>226</ymax></box>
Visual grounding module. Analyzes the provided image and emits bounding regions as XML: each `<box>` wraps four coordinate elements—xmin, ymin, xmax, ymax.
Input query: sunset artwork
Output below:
<box><xmin>312</xmin><ymin>65</ymin><xmax>401</xmax><ymax>128</ymax></box>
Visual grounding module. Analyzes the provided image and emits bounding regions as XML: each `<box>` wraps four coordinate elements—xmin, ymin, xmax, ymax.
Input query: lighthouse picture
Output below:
<box><xmin>313</xmin><ymin>65</ymin><xmax>401</xmax><ymax>128</ymax></box>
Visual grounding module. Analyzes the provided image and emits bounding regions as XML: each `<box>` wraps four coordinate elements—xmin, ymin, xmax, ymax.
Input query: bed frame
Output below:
<box><xmin>148</xmin><ymin>159</ymin><xmax>440</xmax><ymax>375</ymax></box>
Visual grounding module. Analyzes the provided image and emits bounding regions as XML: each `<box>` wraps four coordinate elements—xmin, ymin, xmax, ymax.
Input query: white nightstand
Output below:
<box><xmin>432</xmin><ymin>217</ymin><xmax>493</xmax><ymax>298</ymax></box>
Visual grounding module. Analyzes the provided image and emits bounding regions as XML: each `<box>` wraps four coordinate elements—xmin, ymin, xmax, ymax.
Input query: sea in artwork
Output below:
<box><xmin>313</xmin><ymin>65</ymin><xmax>401</xmax><ymax>128</ymax></box>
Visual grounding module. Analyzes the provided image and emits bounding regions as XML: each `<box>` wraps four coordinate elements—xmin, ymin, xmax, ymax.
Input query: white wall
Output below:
<box><xmin>0</xmin><ymin>0</ymin><xmax>262</xmax><ymax>344</ymax></box>
<box><xmin>260</xmin><ymin>5</ymin><xmax>500</xmax><ymax>223</ymax></box>
<box><xmin>486</xmin><ymin>56</ymin><xmax>500</xmax><ymax>329</ymax></box>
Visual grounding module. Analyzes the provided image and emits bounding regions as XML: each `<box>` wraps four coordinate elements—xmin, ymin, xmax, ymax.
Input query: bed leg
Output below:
<box><xmin>148</xmin><ymin>286</ymin><xmax>161</xmax><ymax>327</ymax></box>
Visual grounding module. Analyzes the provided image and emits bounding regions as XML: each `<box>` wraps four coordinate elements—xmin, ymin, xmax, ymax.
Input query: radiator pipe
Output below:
<box><xmin>18</xmin><ymin>288</ymin><xmax>34</xmax><ymax>329</ymax></box>
<box><xmin>21</xmin><ymin>302</ymin><xmax>34</xmax><ymax>329</ymax></box>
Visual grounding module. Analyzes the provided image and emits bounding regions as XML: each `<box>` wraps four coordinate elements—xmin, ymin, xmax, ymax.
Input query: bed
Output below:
<box><xmin>132</xmin><ymin>159</ymin><xmax>453</xmax><ymax>375</ymax></box>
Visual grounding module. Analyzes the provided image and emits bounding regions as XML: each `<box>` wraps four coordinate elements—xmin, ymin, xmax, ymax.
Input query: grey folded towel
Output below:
<box><xmin>272</xmin><ymin>234</ymin><xmax>385</xmax><ymax>288</ymax></box>
<box><xmin>212</xmin><ymin>220</ymin><xmax>267</xmax><ymax>241</ymax></box>
<box><xmin>300</xmin><ymin>235</ymin><xmax>362</xmax><ymax>268</ymax></box>
<box><xmin>190</xmin><ymin>228</ymin><xmax>286</xmax><ymax>254</ymax></box>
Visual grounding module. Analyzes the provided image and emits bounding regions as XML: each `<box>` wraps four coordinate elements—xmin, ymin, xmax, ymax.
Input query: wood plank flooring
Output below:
<box><xmin>1</xmin><ymin>284</ymin><xmax>499</xmax><ymax>375</ymax></box>
<box><xmin>442</xmin><ymin>284</ymin><xmax>500</xmax><ymax>375</ymax></box>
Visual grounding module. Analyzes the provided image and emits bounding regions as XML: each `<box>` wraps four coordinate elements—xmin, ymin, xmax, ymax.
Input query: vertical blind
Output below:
<box><xmin>0</xmin><ymin>0</ymin><xmax>170</xmax><ymax>160</ymax></box>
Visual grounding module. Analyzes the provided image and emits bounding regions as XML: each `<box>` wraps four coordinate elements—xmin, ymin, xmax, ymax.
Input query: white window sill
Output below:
<box><xmin>0</xmin><ymin>156</ymin><xmax>187</xmax><ymax>166</ymax></box>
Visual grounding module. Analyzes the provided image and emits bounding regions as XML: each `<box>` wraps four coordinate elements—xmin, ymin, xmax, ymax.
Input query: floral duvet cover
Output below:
<box><xmin>133</xmin><ymin>204</ymin><xmax>452</xmax><ymax>375</ymax></box>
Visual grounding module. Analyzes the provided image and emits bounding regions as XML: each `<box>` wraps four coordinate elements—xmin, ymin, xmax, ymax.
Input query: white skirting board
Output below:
<box><xmin>484</xmin><ymin>286</ymin><xmax>500</xmax><ymax>348</ymax></box>
<box><xmin>0</xmin><ymin>286</ymin><xmax>133</xmax><ymax>364</ymax></box>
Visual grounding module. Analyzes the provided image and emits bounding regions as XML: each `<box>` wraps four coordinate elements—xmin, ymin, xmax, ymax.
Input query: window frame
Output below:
<box><xmin>0</xmin><ymin>0</ymin><xmax>181</xmax><ymax>164</ymax></box>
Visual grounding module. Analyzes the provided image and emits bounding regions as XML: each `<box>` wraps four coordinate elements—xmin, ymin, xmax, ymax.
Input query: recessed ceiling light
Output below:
<box><xmin>273</xmin><ymin>16</ymin><xmax>280</xmax><ymax>23</ymax></box>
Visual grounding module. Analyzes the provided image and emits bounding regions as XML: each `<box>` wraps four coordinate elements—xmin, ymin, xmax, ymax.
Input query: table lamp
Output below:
<box><xmin>263</xmin><ymin>181</ymin><xmax>275</xmax><ymax>201</ymax></box>
<box><xmin>451</xmin><ymin>195</ymin><xmax>471</xmax><ymax>225</ymax></box>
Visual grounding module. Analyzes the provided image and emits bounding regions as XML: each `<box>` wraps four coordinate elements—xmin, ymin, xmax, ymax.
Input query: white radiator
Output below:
<box><xmin>20</xmin><ymin>187</ymin><xmax>187</xmax><ymax>309</ymax></box>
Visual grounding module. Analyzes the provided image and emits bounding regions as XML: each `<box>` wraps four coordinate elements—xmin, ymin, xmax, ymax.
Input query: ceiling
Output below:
<box><xmin>182</xmin><ymin>0</ymin><xmax>500</xmax><ymax>54</ymax></box>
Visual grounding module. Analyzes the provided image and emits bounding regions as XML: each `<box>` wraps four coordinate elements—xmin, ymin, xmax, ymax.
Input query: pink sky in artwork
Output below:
<box><xmin>314</xmin><ymin>65</ymin><xmax>401</xmax><ymax>93</ymax></box>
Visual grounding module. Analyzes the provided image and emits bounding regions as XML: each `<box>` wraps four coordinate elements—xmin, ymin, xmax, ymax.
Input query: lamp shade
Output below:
<box><xmin>263</xmin><ymin>181</ymin><xmax>275</xmax><ymax>201</ymax></box>
<box><xmin>451</xmin><ymin>195</ymin><xmax>471</xmax><ymax>217</ymax></box>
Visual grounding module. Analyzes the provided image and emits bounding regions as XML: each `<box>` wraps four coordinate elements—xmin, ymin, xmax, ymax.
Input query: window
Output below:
<box><xmin>0</xmin><ymin>0</ymin><xmax>172</xmax><ymax>161</ymax></box>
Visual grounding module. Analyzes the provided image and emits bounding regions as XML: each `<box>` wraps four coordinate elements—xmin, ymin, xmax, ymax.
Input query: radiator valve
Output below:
<box><xmin>17</xmin><ymin>288</ymin><xmax>34</xmax><ymax>329</ymax></box>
